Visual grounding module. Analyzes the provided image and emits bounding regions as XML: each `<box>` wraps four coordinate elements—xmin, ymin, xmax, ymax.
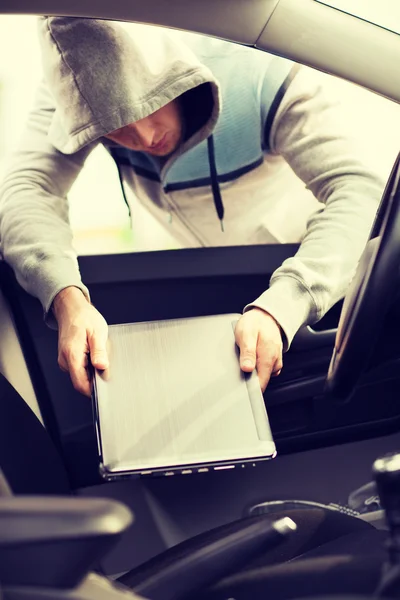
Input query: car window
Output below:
<box><xmin>1</xmin><ymin>15</ymin><xmax>400</xmax><ymax>257</ymax></box>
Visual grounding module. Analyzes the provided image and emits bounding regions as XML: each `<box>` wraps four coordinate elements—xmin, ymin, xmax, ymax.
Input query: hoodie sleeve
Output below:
<box><xmin>244</xmin><ymin>66</ymin><xmax>386</xmax><ymax>349</ymax></box>
<box><xmin>0</xmin><ymin>81</ymin><xmax>94</xmax><ymax>319</ymax></box>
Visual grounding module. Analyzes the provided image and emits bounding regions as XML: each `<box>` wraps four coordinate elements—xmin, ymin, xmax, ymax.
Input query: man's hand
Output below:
<box><xmin>52</xmin><ymin>287</ymin><xmax>109</xmax><ymax>396</ymax></box>
<box><xmin>235</xmin><ymin>308</ymin><xmax>283</xmax><ymax>392</ymax></box>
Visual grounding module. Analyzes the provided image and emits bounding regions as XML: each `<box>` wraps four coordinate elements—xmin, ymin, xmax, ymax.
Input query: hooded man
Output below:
<box><xmin>0</xmin><ymin>17</ymin><xmax>384</xmax><ymax>396</ymax></box>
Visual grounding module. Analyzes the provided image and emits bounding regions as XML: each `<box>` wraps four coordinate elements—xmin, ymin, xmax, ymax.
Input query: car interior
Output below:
<box><xmin>1</xmin><ymin>0</ymin><xmax>400</xmax><ymax>599</ymax></box>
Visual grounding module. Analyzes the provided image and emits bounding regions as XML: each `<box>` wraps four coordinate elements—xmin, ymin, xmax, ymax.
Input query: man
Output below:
<box><xmin>0</xmin><ymin>17</ymin><xmax>384</xmax><ymax>396</ymax></box>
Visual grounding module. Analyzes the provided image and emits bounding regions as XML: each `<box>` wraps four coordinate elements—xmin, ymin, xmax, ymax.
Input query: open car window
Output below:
<box><xmin>1</xmin><ymin>15</ymin><xmax>400</xmax><ymax>258</ymax></box>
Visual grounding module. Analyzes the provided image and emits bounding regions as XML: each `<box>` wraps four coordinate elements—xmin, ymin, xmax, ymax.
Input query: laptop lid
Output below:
<box><xmin>93</xmin><ymin>314</ymin><xmax>276</xmax><ymax>478</ymax></box>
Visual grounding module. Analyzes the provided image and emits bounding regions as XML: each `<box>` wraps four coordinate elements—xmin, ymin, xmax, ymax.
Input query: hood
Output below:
<box><xmin>37</xmin><ymin>17</ymin><xmax>221</xmax><ymax>155</ymax></box>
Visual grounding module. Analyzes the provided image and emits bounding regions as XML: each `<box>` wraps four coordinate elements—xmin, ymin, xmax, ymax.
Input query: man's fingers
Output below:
<box><xmin>235</xmin><ymin>309</ymin><xmax>283</xmax><ymax>392</ymax></box>
<box><xmin>89</xmin><ymin>330</ymin><xmax>109</xmax><ymax>370</ymax></box>
<box><xmin>59</xmin><ymin>344</ymin><xmax>92</xmax><ymax>396</ymax></box>
<box><xmin>58</xmin><ymin>354</ymin><xmax>69</xmax><ymax>373</ymax></box>
<box><xmin>236</xmin><ymin>324</ymin><xmax>258</xmax><ymax>372</ymax></box>
<box><xmin>69</xmin><ymin>362</ymin><xmax>92</xmax><ymax>397</ymax></box>
<box><xmin>271</xmin><ymin>356</ymin><xmax>283</xmax><ymax>378</ymax></box>
<box><xmin>55</xmin><ymin>299</ymin><xmax>109</xmax><ymax>397</ymax></box>
<box><xmin>256</xmin><ymin>341</ymin><xmax>283</xmax><ymax>391</ymax></box>
<box><xmin>256</xmin><ymin>352</ymin><xmax>276</xmax><ymax>392</ymax></box>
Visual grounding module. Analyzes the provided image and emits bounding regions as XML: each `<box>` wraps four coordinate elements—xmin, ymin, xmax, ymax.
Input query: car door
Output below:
<box><xmin>1</xmin><ymin>236</ymin><xmax>400</xmax><ymax>491</ymax></box>
<box><xmin>1</xmin><ymin>2</ymin><xmax>400</xmax><ymax>492</ymax></box>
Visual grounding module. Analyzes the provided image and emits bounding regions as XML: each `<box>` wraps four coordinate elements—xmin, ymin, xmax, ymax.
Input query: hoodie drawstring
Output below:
<box><xmin>113</xmin><ymin>137</ymin><xmax>225</xmax><ymax>233</ymax></box>
<box><xmin>207</xmin><ymin>135</ymin><xmax>225</xmax><ymax>232</ymax></box>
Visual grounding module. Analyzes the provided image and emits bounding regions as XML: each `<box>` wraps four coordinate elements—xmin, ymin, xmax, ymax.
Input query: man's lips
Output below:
<box><xmin>151</xmin><ymin>134</ymin><xmax>168</xmax><ymax>152</ymax></box>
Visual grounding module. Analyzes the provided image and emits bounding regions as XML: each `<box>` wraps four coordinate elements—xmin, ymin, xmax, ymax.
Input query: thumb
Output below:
<box><xmin>89</xmin><ymin>330</ymin><xmax>109</xmax><ymax>370</ymax></box>
<box><xmin>236</xmin><ymin>326</ymin><xmax>258</xmax><ymax>372</ymax></box>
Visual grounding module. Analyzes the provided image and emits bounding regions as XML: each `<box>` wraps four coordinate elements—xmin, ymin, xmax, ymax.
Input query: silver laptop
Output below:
<box><xmin>92</xmin><ymin>314</ymin><xmax>276</xmax><ymax>479</ymax></box>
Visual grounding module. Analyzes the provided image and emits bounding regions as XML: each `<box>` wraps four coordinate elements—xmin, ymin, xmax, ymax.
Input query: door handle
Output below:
<box><xmin>291</xmin><ymin>325</ymin><xmax>337</xmax><ymax>352</ymax></box>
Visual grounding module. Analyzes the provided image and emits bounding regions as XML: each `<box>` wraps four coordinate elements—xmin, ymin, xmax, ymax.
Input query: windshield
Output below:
<box><xmin>316</xmin><ymin>0</ymin><xmax>400</xmax><ymax>36</ymax></box>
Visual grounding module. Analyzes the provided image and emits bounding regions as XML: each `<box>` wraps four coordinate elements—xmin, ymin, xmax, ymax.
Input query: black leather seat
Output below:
<box><xmin>0</xmin><ymin>373</ymin><xmax>388</xmax><ymax>600</ymax></box>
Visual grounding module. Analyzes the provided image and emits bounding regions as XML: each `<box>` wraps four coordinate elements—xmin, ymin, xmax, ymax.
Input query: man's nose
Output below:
<box><xmin>135</xmin><ymin>119</ymin><xmax>156</xmax><ymax>149</ymax></box>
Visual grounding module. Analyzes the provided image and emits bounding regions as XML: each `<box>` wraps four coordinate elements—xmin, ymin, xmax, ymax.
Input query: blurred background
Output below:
<box><xmin>1</xmin><ymin>14</ymin><xmax>400</xmax><ymax>256</ymax></box>
<box><xmin>0</xmin><ymin>15</ymin><xmax>141</xmax><ymax>256</ymax></box>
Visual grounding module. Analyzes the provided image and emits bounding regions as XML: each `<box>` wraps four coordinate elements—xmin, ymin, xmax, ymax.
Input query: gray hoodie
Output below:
<box><xmin>0</xmin><ymin>17</ymin><xmax>385</xmax><ymax>347</ymax></box>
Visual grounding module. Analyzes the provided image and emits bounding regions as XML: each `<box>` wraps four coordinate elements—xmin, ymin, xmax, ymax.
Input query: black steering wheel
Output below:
<box><xmin>326</xmin><ymin>152</ymin><xmax>400</xmax><ymax>400</ymax></box>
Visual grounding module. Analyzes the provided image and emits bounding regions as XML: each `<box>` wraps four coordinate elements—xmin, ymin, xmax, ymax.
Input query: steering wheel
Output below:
<box><xmin>326</xmin><ymin>152</ymin><xmax>400</xmax><ymax>400</ymax></box>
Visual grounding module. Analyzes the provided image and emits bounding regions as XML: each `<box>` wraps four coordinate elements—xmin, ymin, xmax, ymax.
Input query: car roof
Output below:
<box><xmin>1</xmin><ymin>0</ymin><xmax>400</xmax><ymax>102</ymax></box>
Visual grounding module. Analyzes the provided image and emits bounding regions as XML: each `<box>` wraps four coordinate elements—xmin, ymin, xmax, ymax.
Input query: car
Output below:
<box><xmin>0</xmin><ymin>0</ymin><xmax>400</xmax><ymax>598</ymax></box>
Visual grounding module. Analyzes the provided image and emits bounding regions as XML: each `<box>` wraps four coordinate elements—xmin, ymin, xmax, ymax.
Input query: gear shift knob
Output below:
<box><xmin>373</xmin><ymin>453</ymin><xmax>400</xmax><ymax>565</ymax></box>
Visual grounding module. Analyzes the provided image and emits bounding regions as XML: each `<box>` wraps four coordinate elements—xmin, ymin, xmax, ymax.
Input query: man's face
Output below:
<box><xmin>105</xmin><ymin>100</ymin><xmax>183</xmax><ymax>157</ymax></box>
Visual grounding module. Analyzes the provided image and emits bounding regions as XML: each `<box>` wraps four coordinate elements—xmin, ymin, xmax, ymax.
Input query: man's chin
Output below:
<box><xmin>150</xmin><ymin>144</ymin><xmax>177</xmax><ymax>157</ymax></box>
